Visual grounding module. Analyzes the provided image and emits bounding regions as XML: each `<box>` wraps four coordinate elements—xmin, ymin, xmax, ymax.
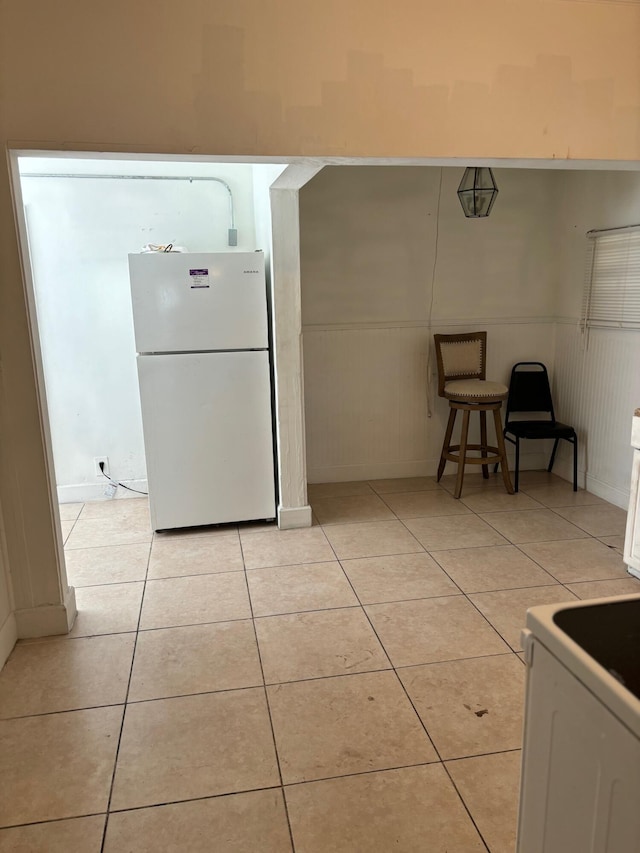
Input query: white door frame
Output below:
<box><xmin>6</xmin><ymin>149</ymin><xmax>640</xmax><ymax>639</ymax></box>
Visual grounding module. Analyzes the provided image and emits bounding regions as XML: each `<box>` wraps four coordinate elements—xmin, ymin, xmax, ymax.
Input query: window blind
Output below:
<box><xmin>582</xmin><ymin>225</ymin><xmax>640</xmax><ymax>330</ymax></box>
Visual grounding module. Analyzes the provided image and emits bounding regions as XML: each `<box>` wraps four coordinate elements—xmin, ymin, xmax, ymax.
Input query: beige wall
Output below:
<box><xmin>1</xmin><ymin>0</ymin><xmax>639</xmax><ymax>639</ymax></box>
<box><xmin>555</xmin><ymin>170</ymin><xmax>640</xmax><ymax>320</ymax></box>
<box><xmin>301</xmin><ymin>166</ymin><xmax>558</xmax><ymax>482</ymax></box>
<box><xmin>552</xmin><ymin>171</ymin><xmax>640</xmax><ymax>506</ymax></box>
<box><xmin>2</xmin><ymin>1</ymin><xmax>639</xmax><ymax>160</ymax></box>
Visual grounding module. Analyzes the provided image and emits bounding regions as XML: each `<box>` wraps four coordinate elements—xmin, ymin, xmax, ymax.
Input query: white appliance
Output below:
<box><xmin>624</xmin><ymin>409</ymin><xmax>640</xmax><ymax>580</ymax></box>
<box><xmin>129</xmin><ymin>250</ymin><xmax>276</xmax><ymax>531</ymax></box>
<box><xmin>518</xmin><ymin>596</ymin><xmax>640</xmax><ymax>852</ymax></box>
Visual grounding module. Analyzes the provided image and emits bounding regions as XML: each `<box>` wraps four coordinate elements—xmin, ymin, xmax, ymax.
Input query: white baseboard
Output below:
<box><xmin>0</xmin><ymin>611</ymin><xmax>17</xmax><ymax>670</ymax></box>
<box><xmin>307</xmin><ymin>451</ymin><xmax>550</xmax><ymax>485</ymax></box>
<box><xmin>307</xmin><ymin>461</ymin><xmax>430</xmax><ymax>485</ymax></box>
<box><xmin>15</xmin><ymin>585</ymin><xmax>77</xmax><ymax>639</ymax></box>
<box><xmin>58</xmin><ymin>480</ymin><xmax>148</xmax><ymax>504</ymax></box>
<box><xmin>551</xmin><ymin>456</ymin><xmax>629</xmax><ymax>509</ymax></box>
<box><xmin>583</xmin><ymin>475</ymin><xmax>629</xmax><ymax>510</ymax></box>
<box><xmin>278</xmin><ymin>505</ymin><xmax>313</xmax><ymax>529</ymax></box>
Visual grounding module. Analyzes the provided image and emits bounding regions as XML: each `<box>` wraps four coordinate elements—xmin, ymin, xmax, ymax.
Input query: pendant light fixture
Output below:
<box><xmin>457</xmin><ymin>167</ymin><xmax>499</xmax><ymax>218</ymax></box>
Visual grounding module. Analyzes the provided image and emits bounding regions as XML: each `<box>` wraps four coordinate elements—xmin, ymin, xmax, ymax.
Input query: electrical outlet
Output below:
<box><xmin>94</xmin><ymin>456</ymin><xmax>109</xmax><ymax>478</ymax></box>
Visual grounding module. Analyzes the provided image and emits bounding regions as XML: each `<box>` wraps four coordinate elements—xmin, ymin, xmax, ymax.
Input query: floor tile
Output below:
<box><xmin>0</xmin><ymin>706</ymin><xmax>122</xmax><ymax>827</ymax></box>
<box><xmin>367</xmin><ymin>476</ymin><xmax>440</xmax><ymax>494</ymax></box>
<box><xmin>432</xmin><ymin>544</ymin><xmax>555</xmax><ymax>593</ymax></box>
<box><xmin>79</xmin><ymin>498</ymin><xmax>150</xmax><ymax>522</ymax></box>
<box><xmin>58</xmin><ymin>502</ymin><xmax>84</xmax><ymax>521</ymax></box>
<box><xmin>0</xmin><ymin>815</ymin><xmax>105</xmax><ymax>852</ymax></box>
<box><xmin>246</xmin><ymin>562</ymin><xmax>358</xmax><ymax>617</ymax></box>
<box><xmin>598</xmin><ymin>534</ymin><xmax>625</xmax><ymax>554</ymax></box>
<box><xmin>365</xmin><ymin>597</ymin><xmax>509</xmax><ymax>667</ymax></box>
<box><xmin>104</xmin><ymin>790</ymin><xmax>292</xmax><ymax>853</ymax></box>
<box><xmin>553</xmin><ymin>504</ymin><xmax>627</xmax><ymax>537</ymax></box>
<box><xmin>64</xmin><ymin>543</ymin><xmax>150</xmax><ymax>587</ymax></box>
<box><xmin>111</xmin><ymin>689</ymin><xmax>279</xmax><ymax>810</ymax></box>
<box><xmin>380</xmin><ymin>489</ymin><xmax>472</xmax><ymax>519</ymax></box>
<box><xmin>285</xmin><ymin>764</ymin><xmax>486</xmax><ymax>852</ymax></box>
<box><xmin>403</xmin><ymin>515</ymin><xmax>508</xmax><ymax>551</ymax></box>
<box><xmin>439</xmin><ymin>471</ymin><xmax>506</xmax><ymax>492</ymax></box>
<box><xmin>447</xmin><ymin>751</ymin><xmax>522</xmax><ymax>853</ymax></box>
<box><xmin>255</xmin><ymin>608</ymin><xmax>390</xmax><ymax>683</ymax></box>
<box><xmin>322</xmin><ymin>520</ymin><xmax>424</xmax><ymax>560</ymax></box>
<box><xmin>267</xmin><ymin>671</ymin><xmax>436</xmax><ymax>784</ymax></box>
<box><xmin>128</xmin><ymin>621</ymin><xmax>262</xmax><ymax>702</ymax></box>
<box><xmin>341</xmin><ymin>552</ymin><xmax>460</xmax><ymax>604</ymax></box>
<box><xmin>65</xmin><ymin>516</ymin><xmax>152</xmax><ymax>549</ymax></box>
<box><xmin>241</xmin><ymin>527</ymin><xmax>335</xmax><ymax>569</ymax></box>
<box><xmin>460</xmin><ymin>490</ymin><xmax>543</xmax><ymax>513</ymax></box>
<box><xmin>307</xmin><ymin>481</ymin><xmax>375</xmax><ymax>499</ymax></box>
<box><xmin>398</xmin><ymin>655</ymin><xmax>525</xmax><ymax>759</ymax></box>
<box><xmin>139</xmin><ymin>572</ymin><xmax>250</xmax><ymax>629</ymax></box>
<box><xmin>566</xmin><ymin>577</ymin><xmax>640</xmax><ymax>599</ymax></box>
<box><xmin>147</xmin><ymin>535</ymin><xmax>243</xmax><ymax>579</ymax></box>
<box><xmin>0</xmin><ymin>634</ymin><xmax>134</xmax><ymax>718</ymax></box>
<box><xmin>514</xmin><ymin>470</ymin><xmax>564</xmax><ymax>487</ymax></box>
<box><xmin>478</xmin><ymin>509</ymin><xmax>589</xmax><ymax>544</ymax></box>
<box><xmin>69</xmin><ymin>583</ymin><xmax>144</xmax><ymax>637</ymax></box>
<box><xmin>520</xmin><ymin>537</ymin><xmax>629</xmax><ymax>583</ymax></box>
<box><xmin>60</xmin><ymin>520</ymin><xmax>74</xmax><ymax>544</ymax></box>
<box><xmin>519</xmin><ymin>483</ymin><xmax>605</xmax><ymax>508</ymax></box>
<box><xmin>311</xmin><ymin>494</ymin><xmax>395</xmax><ymax>525</ymax></box>
<box><xmin>469</xmin><ymin>585</ymin><xmax>578</xmax><ymax>651</ymax></box>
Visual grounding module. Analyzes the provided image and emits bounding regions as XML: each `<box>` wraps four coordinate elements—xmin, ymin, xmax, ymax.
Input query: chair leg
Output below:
<box><xmin>437</xmin><ymin>407</ymin><xmax>457</xmax><ymax>482</ymax></box>
<box><xmin>548</xmin><ymin>438</ymin><xmax>560</xmax><ymax>473</ymax></box>
<box><xmin>479</xmin><ymin>410</ymin><xmax>489</xmax><ymax>479</ymax></box>
<box><xmin>454</xmin><ymin>409</ymin><xmax>471</xmax><ymax>499</ymax></box>
<box><xmin>514</xmin><ymin>437</ymin><xmax>520</xmax><ymax>492</ymax></box>
<box><xmin>493</xmin><ymin>407</ymin><xmax>514</xmax><ymax>494</ymax></box>
<box><xmin>572</xmin><ymin>435</ymin><xmax>578</xmax><ymax>492</ymax></box>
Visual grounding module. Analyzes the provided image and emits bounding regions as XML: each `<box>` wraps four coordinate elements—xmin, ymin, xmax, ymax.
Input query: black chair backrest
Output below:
<box><xmin>505</xmin><ymin>362</ymin><xmax>556</xmax><ymax>423</ymax></box>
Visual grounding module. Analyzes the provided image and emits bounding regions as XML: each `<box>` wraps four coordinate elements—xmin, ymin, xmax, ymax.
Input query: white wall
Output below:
<box><xmin>252</xmin><ymin>164</ymin><xmax>288</xmax><ymax>280</ymax></box>
<box><xmin>301</xmin><ymin>166</ymin><xmax>558</xmax><ymax>483</ymax></box>
<box><xmin>552</xmin><ymin>170</ymin><xmax>640</xmax><ymax>507</ymax></box>
<box><xmin>20</xmin><ymin>158</ymin><xmax>259</xmax><ymax>502</ymax></box>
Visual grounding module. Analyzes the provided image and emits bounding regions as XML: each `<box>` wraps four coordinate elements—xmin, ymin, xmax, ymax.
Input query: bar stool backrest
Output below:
<box><xmin>434</xmin><ymin>331</ymin><xmax>487</xmax><ymax>397</ymax></box>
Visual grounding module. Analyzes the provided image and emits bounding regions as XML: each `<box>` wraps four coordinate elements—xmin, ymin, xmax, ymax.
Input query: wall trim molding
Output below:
<box><xmin>303</xmin><ymin>317</ymin><xmax>559</xmax><ymax>333</ymax></box>
<box><xmin>0</xmin><ymin>612</ymin><xmax>18</xmax><ymax>670</ymax></box>
<box><xmin>58</xmin><ymin>480</ymin><xmax>148</xmax><ymax>504</ymax></box>
<box><xmin>307</xmin><ymin>452</ymin><xmax>550</xmax><ymax>484</ymax></box>
<box><xmin>278</xmin><ymin>504</ymin><xmax>313</xmax><ymax>529</ymax></box>
<box><xmin>15</xmin><ymin>584</ymin><xmax>77</xmax><ymax>639</ymax></box>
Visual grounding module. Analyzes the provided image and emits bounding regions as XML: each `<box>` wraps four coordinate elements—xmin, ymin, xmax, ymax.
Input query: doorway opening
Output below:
<box><xmin>13</xmin><ymin>152</ymin><xmax>288</xmax><ymax>596</ymax></box>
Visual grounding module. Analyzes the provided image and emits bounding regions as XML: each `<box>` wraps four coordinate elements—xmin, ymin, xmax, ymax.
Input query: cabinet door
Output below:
<box><xmin>518</xmin><ymin>641</ymin><xmax>640</xmax><ymax>853</ymax></box>
<box><xmin>623</xmin><ymin>446</ymin><xmax>640</xmax><ymax>574</ymax></box>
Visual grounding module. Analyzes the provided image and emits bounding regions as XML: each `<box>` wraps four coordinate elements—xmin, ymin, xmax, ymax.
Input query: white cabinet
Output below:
<box><xmin>624</xmin><ymin>411</ymin><xmax>640</xmax><ymax>579</ymax></box>
<box><xmin>517</xmin><ymin>598</ymin><xmax>640</xmax><ymax>853</ymax></box>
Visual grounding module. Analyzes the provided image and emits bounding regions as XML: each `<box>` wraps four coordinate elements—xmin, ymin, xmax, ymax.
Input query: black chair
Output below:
<box><xmin>496</xmin><ymin>362</ymin><xmax>578</xmax><ymax>492</ymax></box>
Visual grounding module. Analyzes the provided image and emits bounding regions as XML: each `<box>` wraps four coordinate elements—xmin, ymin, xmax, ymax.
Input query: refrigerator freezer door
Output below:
<box><xmin>138</xmin><ymin>350</ymin><xmax>276</xmax><ymax>529</ymax></box>
<box><xmin>130</xmin><ymin>252</ymin><xmax>268</xmax><ymax>353</ymax></box>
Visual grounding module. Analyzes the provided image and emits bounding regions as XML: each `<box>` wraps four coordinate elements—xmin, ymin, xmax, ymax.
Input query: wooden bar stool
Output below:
<box><xmin>434</xmin><ymin>332</ymin><xmax>514</xmax><ymax>499</ymax></box>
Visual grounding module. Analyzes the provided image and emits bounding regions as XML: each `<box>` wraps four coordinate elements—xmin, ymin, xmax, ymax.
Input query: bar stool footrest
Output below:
<box><xmin>444</xmin><ymin>444</ymin><xmax>501</xmax><ymax>466</ymax></box>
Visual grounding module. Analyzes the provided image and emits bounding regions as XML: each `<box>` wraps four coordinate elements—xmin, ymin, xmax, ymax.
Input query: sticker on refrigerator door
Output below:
<box><xmin>188</xmin><ymin>268</ymin><xmax>210</xmax><ymax>288</ymax></box>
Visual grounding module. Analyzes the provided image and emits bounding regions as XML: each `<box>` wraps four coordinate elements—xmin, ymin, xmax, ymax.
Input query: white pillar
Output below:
<box><xmin>0</xmin><ymin>155</ymin><xmax>76</xmax><ymax>647</ymax></box>
<box><xmin>270</xmin><ymin>164</ymin><xmax>323</xmax><ymax>529</ymax></box>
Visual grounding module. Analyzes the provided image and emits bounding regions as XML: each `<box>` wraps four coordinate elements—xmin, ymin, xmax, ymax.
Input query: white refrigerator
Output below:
<box><xmin>129</xmin><ymin>250</ymin><xmax>276</xmax><ymax>531</ymax></box>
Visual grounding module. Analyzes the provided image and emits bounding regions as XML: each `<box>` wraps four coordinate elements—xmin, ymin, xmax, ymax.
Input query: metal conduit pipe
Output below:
<box><xmin>19</xmin><ymin>173</ymin><xmax>238</xmax><ymax>246</ymax></box>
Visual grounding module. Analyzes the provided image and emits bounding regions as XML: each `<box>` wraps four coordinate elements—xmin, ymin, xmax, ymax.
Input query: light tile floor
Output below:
<box><xmin>0</xmin><ymin>473</ymin><xmax>639</xmax><ymax>852</ymax></box>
